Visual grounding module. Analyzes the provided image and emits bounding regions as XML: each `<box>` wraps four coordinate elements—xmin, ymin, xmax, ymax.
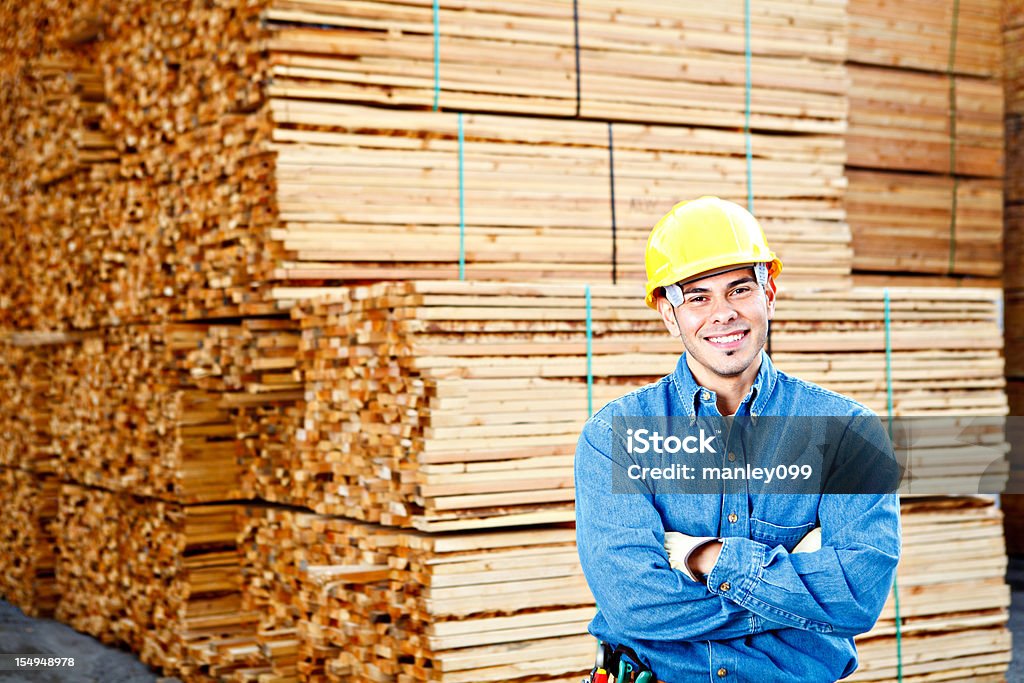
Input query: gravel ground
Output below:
<box><xmin>0</xmin><ymin>601</ymin><xmax>175</xmax><ymax>683</ymax></box>
<box><xmin>4</xmin><ymin>565</ymin><xmax>1024</xmax><ymax>682</ymax></box>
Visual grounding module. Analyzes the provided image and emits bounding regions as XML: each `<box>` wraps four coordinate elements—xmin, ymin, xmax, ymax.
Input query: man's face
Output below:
<box><xmin>656</xmin><ymin>267</ymin><xmax>776</xmax><ymax>379</ymax></box>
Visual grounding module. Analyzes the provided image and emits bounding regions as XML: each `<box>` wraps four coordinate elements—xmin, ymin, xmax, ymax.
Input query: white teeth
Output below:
<box><xmin>709</xmin><ymin>332</ymin><xmax>744</xmax><ymax>344</ymax></box>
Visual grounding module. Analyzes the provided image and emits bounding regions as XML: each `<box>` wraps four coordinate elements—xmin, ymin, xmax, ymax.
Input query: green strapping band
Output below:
<box><xmin>433</xmin><ymin>0</ymin><xmax>441</xmax><ymax>111</ymax></box>
<box><xmin>884</xmin><ymin>288</ymin><xmax>903</xmax><ymax>683</ymax></box>
<box><xmin>458</xmin><ymin>112</ymin><xmax>466</xmax><ymax>280</ymax></box>
<box><xmin>744</xmin><ymin>0</ymin><xmax>754</xmax><ymax>213</ymax></box>
<box><xmin>947</xmin><ymin>0</ymin><xmax>961</xmax><ymax>274</ymax></box>
<box><xmin>586</xmin><ymin>284</ymin><xmax>593</xmax><ymax>417</ymax></box>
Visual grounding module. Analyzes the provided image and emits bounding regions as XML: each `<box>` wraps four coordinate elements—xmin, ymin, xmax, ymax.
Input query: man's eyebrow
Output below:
<box><xmin>681</xmin><ymin>276</ymin><xmax>756</xmax><ymax>295</ymax></box>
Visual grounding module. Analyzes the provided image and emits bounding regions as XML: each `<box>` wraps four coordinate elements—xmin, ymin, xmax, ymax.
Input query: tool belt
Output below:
<box><xmin>585</xmin><ymin>641</ymin><xmax>662</xmax><ymax>683</ymax></box>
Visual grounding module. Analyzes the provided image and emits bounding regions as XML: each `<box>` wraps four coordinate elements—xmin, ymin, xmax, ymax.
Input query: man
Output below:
<box><xmin>575</xmin><ymin>197</ymin><xmax>901</xmax><ymax>682</ymax></box>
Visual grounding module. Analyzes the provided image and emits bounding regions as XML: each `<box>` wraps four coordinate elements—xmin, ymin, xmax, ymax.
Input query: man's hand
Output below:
<box><xmin>666</xmin><ymin>527</ymin><xmax>821</xmax><ymax>583</ymax></box>
<box><xmin>688</xmin><ymin>539</ymin><xmax>723</xmax><ymax>578</ymax></box>
<box><xmin>664</xmin><ymin>532</ymin><xmax>720</xmax><ymax>582</ymax></box>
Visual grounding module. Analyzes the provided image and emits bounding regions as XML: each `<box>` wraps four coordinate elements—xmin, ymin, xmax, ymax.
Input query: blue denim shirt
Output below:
<box><xmin>575</xmin><ymin>351</ymin><xmax>901</xmax><ymax>682</ymax></box>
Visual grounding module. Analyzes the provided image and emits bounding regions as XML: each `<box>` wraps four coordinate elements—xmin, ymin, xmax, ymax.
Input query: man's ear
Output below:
<box><xmin>764</xmin><ymin>277</ymin><xmax>777</xmax><ymax>321</ymax></box>
<box><xmin>656</xmin><ymin>292</ymin><xmax>681</xmax><ymax>338</ymax></box>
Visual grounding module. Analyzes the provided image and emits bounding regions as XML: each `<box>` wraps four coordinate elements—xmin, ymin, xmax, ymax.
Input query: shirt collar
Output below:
<box><xmin>671</xmin><ymin>350</ymin><xmax>778</xmax><ymax>418</ymax></box>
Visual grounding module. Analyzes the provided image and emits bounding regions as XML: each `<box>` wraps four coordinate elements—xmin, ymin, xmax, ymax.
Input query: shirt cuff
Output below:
<box><xmin>705</xmin><ymin>536</ymin><xmax>765</xmax><ymax>604</ymax></box>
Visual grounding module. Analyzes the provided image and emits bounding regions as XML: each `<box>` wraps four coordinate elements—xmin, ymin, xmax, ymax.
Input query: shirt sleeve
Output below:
<box><xmin>575</xmin><ymin>415</ymin><xmax>786</xmax><ymax>642</ymax></box>
<box><xmin>704</xmin><ymin>414</ymin><xmax>902</xmax><ymax>637</ymax></box>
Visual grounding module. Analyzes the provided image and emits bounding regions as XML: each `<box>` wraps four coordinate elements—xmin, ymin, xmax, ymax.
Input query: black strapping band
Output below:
<box><xmin>573</xmin><ymin>0</ymin><xmax>582</xmax><ymax>117</ymax></box>
<box><xmin>608</xmin><ymin>122</ymin><xmax>618</xmax><ymax>284</ymax></box>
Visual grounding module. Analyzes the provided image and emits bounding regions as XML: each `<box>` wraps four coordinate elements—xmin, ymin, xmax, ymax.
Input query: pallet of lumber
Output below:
<box><xmin>274</xmin><ymin>281</ymin><xmax>1008</xmax><ymax>528</ymax></box>
<box><xmin>243</xmin><ymin>509</ymin><xmax>593</xmax><ymax>683</ymax></box>
<box><xmin>845</xmin><ymin>170</ymin><xmax>1002</xmax><ymax>277</ymax></box>
<box><xmin>848</xmin><ymin>497</ymin><xmax>1010</xmax><ymax>682</ymax></box>
<box><xmin>56</xmin><ymin>484</ymin><xmax>261</xmax><ymax>682</ymax></box>
<box><xmin>0</xmin><ymin>1</ymin><xmax>852</xmax><ymax>331</ymax></box>
<box><xmin>241</xmin><ymin>498</ymin><xmax>1009</xmax><ymax>683</ymax></box>
<box><xmin>258</xmin><ymin>103</ymin><xmax>849</xmax><ymax>292</ymax></box>
<box><xmin>0</xmin><ymin>467</ymin><xmax>59</xmax><ymax>618</ymax></box>
<box><xmin>1004</xmin><ymin>204</ymin><xmax>1024</xmax><ymax>290</ymax></box>
<box><xmin>852</xmin><ymin>274</ymin><xmax>1002</xmax><ymax>289</ymax></box>
<box><xmin>0</xmin><ymin>333</ymin><xmax>80</xmax><ymax>472</ymax></box>
<box><xmin>847</xmin><ymin>64</ymin><xmax>1003</xmax><ymax>178</ymax></box>
<box><xmin>1007</xmin><ymin>115</ymin><xmax>1024</xmax><ymax>204</ymax></box>
<box><xmin>848</xmin><ymin>0</ymin><xmax>1003</xmax><ymax>77</ymax></box>
<box><xmin>46</xmin><ymin>325</ymin><xmax>247</xmax><ymax>502</ymax></box>
<box><xmin>1005</xmin><ymin>5</ymin><xmax>1024</xmax><ymax>117</ymax></box>
<box><xmin>1006</xmin><ymin>293</ymin><xmax>1024</xmax><ymax>378</ymax></box>
<box><xmin>264</xmin><ymin>0</ymin><xmax>847</xmax><ymax>132</ymax></box>
<box><xmin>0</xmin><ymin>8</ymin><xmax>123</xmax><ymax>331</ymax></box>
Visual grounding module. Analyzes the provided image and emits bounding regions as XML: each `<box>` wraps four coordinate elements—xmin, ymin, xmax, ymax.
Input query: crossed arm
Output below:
<box><xmin>575</xmin><ymin>416</ymin><xmax>901</xmax><ymax>642</ymax></box>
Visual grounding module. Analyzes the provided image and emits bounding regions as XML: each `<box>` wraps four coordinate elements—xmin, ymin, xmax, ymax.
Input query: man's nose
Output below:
<box><xmin>708</xmin><ymin>296</ymin><xmax>738</xmax><ymax>325</ymax></box>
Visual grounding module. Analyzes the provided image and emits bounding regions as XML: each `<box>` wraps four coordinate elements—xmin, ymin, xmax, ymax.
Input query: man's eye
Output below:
<box><xmin>732</xmin><ymin>287</ymin><xmax>751</xmax><ymax>296</ymax></box>
<box><xmin>685</xmin><ymin>295</ymin><xmax>708</xmax><ymax>304</ymax></box>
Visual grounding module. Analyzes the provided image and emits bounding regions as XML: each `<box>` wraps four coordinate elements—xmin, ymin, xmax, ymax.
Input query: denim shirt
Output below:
<box><xmin>575</xmin><ymin>351</ymin><xmax>901</xmax><ymax>682</ymax></box>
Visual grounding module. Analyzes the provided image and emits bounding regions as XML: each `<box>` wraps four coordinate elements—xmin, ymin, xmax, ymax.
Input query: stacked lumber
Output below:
<box><xmin>238</xmin><ymin>506</ymin><xmax>309</xmax><ymax>682</ymax></box>
<box><xmin>849</xmin><ymin>0</ymin><xmax>1002</xmax><ymax>76</ymax></box>
<box><xmin>242</xmin><ymin>499</ymin><xmax>1009</xmax><ymax>683</ymax></box>
<box><xmin>0</xmin><ymin>0</ymin><xmax>853</xmax><ymax>331</ymax></box>
<box><xmin>0</xmin><ymin>468</ymin><xmax>60</xmax><ymax>618</ymax></box>
<box><xmin>264</xmin><ymin>0</ymin><xmax>846</xmax><ymax>131</ymax></box>
<box><xmin>847</xmin><ymin>65</ymin><xmax>1003</xmax><ymax>178</ymax></box>
<box><xmin>257</xmin><ymin>103</ymin><xmax>849</xmax><ymax>295</ymax></box>
<box><xmin>36</xmin><ymin>317</ymin><xmax>308</xmax><ymax>503</ymax></box>
<box><xmin>277</xmin><ymin>282</ymin><xmax>1006</xmax><ymax>529</ymax></box>
<box><xmin>244</xmin><ymin>509</ymin><xmax>592</xmax><ymax>683</ymax></box>
<box><xmin>56</xmin><ymin>484</ymin><xmax>261</xmax><ymax>682</ymax></box>
<box><xmin>45</xmin><ymin>324</ymin><xmax>247</xmax><ymax>502</ymax></box>
<box><xmin>845</xmin><ymin>0</ymin><xmax>1004</xmax><ymax>280</ymax></box>
<box><xmin>0</xmin><ymin>6</ymin><xmax>125</xmax><ymax>331</ymax></box>
<box><xmin>1008</xmin><ymin>116</ymin><xmax>1024</xmax><ymax>204</ymax></box>
<box><xmin>1006</xmin><ymin>294</ymin><xmax>1024</xmax><ymax>378</ymax></box>
<box><xmin>1006</xmin><ymin>2</ymin><xmax>1024</xmax><ymax>117</ymax></box>
<box><xmin>849</xmin><ymin>496</ymin><xmax>1010</xmax><ymax>682</ymax></box>
<box><xmin>1006</xmin><ymin>3</ymin><xmax>1024</xmax><ymax>551</ymax></box>
<box><xmin>0</xmin><ymin>333</ymin><xmax>79</xmax><ymax>471</ymax></box>
<box><xmin>845</xmin><ymin>171</ymin><xmax>1002</xmax><ymax>277</ymax></box>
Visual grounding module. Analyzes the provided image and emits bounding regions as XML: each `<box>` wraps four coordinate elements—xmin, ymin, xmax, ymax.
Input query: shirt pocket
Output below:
<box><xmin>749</xmin><ymin>517</ymin><xmax>815</xmax><ymax>552</ymax></box>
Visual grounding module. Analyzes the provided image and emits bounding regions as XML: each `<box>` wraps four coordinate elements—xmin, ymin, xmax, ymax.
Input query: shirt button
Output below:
<box><xmin>702</xmin><ymin>391</ymin><xmax>710</xmax><ymax>401</ymax></box>
<box><xmin>727</xmin><ymin>452</ymin><xmax>736</xmax><ymax>462</ymax></box>
<box><xmin>717</xmin><ymin>667</ymin><xmax>728</xmax><ymax>677</ymax></box>
<box><xmin>719</xmin><ymin>581</ymin><xmax>731</xmax><ymax>592</ymax></box>
<box><xmin>728</xmin><ymin>513</ymin><xmax>738</xmax><ymax>524</ymax></box>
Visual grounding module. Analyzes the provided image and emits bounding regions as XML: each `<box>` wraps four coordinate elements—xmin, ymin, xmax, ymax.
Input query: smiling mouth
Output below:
<box><xmin>705</xmin><ymin>330</ymin><xmax>749</xmax><ymax>347</ymax></box>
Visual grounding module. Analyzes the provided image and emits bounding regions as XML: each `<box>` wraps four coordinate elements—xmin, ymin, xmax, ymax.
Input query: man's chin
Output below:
<box><xmin>703</xmin><ymin>350</ymin><xmax>758</xmax><ymax>378</ymax></box>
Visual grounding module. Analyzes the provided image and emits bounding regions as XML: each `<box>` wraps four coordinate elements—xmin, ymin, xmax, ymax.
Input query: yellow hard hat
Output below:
<box><xmin>643</xmin><ymin>196</ymin><xmax>783</xmax><ymax>309</ymax></box>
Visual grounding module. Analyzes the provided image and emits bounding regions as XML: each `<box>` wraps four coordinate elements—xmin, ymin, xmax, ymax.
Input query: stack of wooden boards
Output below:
<box><xmin>265</xmin><ymin>0</ymin><xmax>847</xmax><ymax>130</ymax></box>
<box><xmin>846</xmin><ymin>0</ymin><xmax>1005</xmax><ymax>281</ymax></box>
<box><xmin>0</xmin><ymin>333</ymin><xmax>72</xmax><ymax>619</ymax></box>
<box><xmin>238</xmin><ymin>498</ymin><xmax>1009</xmax><ymax>683</ymax></box>
<box><xmin>0</xmin><ymin>0</ymin><xmax>854</xmax><ymax>332</ymax></box>
<box><xmin>999</xmin><ymin>0</ymin><xmax>1024</xmax><ymax>552</ymax></box>
<box><xmin>0</xmin><ymin>2</ymin><xmax>1016</xmax><ymax>683</ymax></box>
<box><xmin>847</xmin><ymin>497</ymin><xmax>1010</xmax><ymax>682</ymax></box>
<box><xmin>273</xmin><ymin>282</ymin><xmax>1006</xmax><ymax>530</ymax></box>
<box><xmin>56</xmin><ymin>485</ymin><xmax>260</xmax><ymax>682</ymax></box>
<box><xmin>1005</xmin><ymin>0</ymin><xmax>1024</xmax><ymax>385</ymax></box>
<box><xmin>0</xmin><ymin>467</ymin><xmax>59</xmax><ymax>619</ymax></box>
<box><xmin>266</xmin><ymin>103</ymin><xmax>849</xmax><ymax>288</ymax></box>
